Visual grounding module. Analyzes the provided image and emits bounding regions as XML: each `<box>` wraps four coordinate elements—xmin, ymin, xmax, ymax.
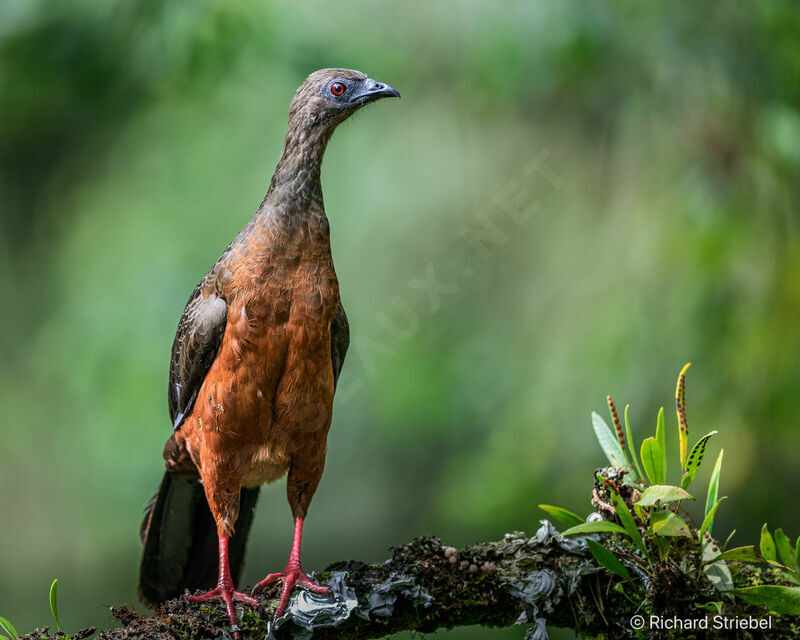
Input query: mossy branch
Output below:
<box><xmin>30</xmin><ymin>523</ymin><xmax>795</xmax><ymax>640</ymax></box>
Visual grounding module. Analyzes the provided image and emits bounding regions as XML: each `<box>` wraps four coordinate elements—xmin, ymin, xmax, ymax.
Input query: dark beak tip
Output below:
<box><xmin>368</xmin><ymin>79</ymin><xmax>400</xmax><ymax>100</ymax></box>
<box><xmin>378</xmin><ymin>82</ymin><xmax>400</xmax><ymax>99</ymax></box>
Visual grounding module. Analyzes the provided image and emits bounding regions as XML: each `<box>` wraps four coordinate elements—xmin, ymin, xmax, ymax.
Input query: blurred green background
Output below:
<box><xmin>1</xmin><ymin>1</ymin><xmax>799</xmax><ymax>638</ymax></box>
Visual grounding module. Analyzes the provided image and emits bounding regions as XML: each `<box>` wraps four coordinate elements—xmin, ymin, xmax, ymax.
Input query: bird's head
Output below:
<box><xmin>288</xmin><ymin>68</ymin><xmax>400</xmax><ymax>131</ymax></box>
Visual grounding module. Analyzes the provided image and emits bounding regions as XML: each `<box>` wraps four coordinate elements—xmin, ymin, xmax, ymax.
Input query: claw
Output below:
<box><xmin>187</xmin><ymin>586</ymin><xmax>263</xmax><ymax>639</ymax></box>
<box><xmin>186</xmin><ymin>536</ymin><xmax>263</xmax><ymax>640</ymax></box>
<box><xmin>252</xmin><ymin>567</ymin><xmax>332</xmax><ymax>619</ymax></box>
<box><xmin>254</xmin><ymin>517</ymin><xmax>333</xmax><ymax>620</ymax></box>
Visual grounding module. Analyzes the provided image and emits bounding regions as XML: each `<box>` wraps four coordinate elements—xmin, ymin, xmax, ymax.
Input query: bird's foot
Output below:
<box><xmin>251</xmin><ymin>564</ymin><xmax>332</xmax><ymax>619</ymax></box>
<box><xmin>186</xmin><ymin>585</ymin><xmax>263</xmax><ymax>640</ymax></box>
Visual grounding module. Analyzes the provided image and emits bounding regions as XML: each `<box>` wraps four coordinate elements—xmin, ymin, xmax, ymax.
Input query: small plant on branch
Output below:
<box><xmin>539</xmin><ymin>363</ymin><xmax>800</xmax><ymax>616</ymax></box>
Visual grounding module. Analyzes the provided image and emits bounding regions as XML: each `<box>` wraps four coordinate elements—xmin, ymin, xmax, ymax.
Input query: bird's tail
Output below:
<box><xmin>138</xmin><ymin>471</ymin><xmax>260</xmax><ymax>606</ymax></box>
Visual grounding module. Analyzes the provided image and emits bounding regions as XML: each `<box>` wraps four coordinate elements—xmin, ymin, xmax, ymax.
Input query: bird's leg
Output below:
<box><xmin>251</xmin><ymin>516</ymin><xmax>332</xmax><ymax>618</ymax></box>
<box><xmin>186</xmin><ymin>535</ymin><xmax>262</xmax><ymax>639</ymax></box>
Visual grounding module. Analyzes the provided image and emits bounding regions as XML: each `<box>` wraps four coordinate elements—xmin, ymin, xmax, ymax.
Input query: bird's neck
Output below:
<box><xmin>263</xmin><ymin>118</ymin><xmax>333</xmax><ymax>215</ymax></box>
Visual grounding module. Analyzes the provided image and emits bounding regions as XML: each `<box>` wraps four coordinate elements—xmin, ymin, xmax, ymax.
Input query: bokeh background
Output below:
<box><xmin>1</xmin><ymin>2</ymin><xmax>799</xmax><ymax>638</ymax></box>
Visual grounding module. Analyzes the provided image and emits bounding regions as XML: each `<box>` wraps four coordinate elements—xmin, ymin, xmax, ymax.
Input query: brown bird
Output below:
<box><xmin>139</xmin><ymin>68</ymin><xmax>400</xmax><ymax>634</ymax></box>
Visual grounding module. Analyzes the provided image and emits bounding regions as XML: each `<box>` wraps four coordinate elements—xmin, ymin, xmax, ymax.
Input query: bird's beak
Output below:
<box><xmin>351</xmin><ymin>78</ymin><xmax>401</xmax><ymax>105</ymax></box>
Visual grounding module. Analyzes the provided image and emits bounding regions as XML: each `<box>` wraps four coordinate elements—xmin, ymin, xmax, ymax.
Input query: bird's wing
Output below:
<box><xmin>168</xmin><ymin>284</ymin><xmax>228</xmax><ymax>429</ymax></box>
<box><xmin>331</xmin><ymin>300</ymin><xmax>350</xmax><ymax>388</ymax></box>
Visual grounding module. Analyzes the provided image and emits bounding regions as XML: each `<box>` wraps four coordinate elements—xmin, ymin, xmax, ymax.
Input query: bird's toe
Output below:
<box><xmin>252</xmin><ymin>567</ymin><xmax>332</xmax><ymax>620</ymax></box>
<box><xmin>185</xmin><ymin>585</ymin><xmax>261</xmax><ymax>636</ymax></box>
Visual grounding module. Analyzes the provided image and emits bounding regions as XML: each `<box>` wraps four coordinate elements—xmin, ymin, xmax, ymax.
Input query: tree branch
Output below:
<box><xmin>64</xmin><ymin>522</ymin><xmax>795</xmax><ymax>640</ymax></box>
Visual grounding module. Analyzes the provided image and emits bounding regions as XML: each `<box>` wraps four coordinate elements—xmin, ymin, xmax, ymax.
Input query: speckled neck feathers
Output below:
<box><xmin>265</xmin><ymin>116</ymin><xmax>333</xmax><ymax>214</ymax></box>
<box><xmin>261</xmin><ymin>68</ymin><xmax>371</xmax><ymax>220</ymax></box>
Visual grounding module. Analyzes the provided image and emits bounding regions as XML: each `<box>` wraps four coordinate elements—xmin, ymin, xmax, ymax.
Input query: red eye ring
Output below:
<box><xmin>330</xmin><ymin>82</ymin><xmax>346</xmax><ymax>96</ymax></box>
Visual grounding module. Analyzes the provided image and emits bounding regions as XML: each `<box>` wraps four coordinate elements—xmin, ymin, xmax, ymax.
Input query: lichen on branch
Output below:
<box><xmin>22</xmin><ymin>522</ymin><xmax>798</xmax><ymax>640</ymax></box>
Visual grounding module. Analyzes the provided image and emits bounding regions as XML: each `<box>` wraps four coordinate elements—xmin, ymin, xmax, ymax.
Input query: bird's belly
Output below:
<box><xmin>241</xmin><ymin>453</ymin><xmax>289</xmax><ymax>488</ymax></box>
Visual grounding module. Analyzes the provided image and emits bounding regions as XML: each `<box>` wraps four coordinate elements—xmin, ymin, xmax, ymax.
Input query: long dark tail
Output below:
<box><xmin>138</xmin><ymin>471</ymin><xmax>260</xmax><ymax>606</ymax></box>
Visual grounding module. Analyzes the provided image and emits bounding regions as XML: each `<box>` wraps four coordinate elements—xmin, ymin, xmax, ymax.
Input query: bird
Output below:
<box><xmin>138</xmin><ymin>68</ymin><xmax>400</xmax><ymax>635</ymax></box>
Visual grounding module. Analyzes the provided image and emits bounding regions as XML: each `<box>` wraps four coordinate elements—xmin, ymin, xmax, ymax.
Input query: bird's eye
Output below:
<box><xmin>330</xmin><ymin>82</ymin><xmax>346</xmax><ymax>96</ymax></box>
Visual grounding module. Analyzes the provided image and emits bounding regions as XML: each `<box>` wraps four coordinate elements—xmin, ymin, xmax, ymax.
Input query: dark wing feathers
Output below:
<box><xmin>331</xmin><ymin>300</ymin><xmax>350</xmax><ymax>388</ymax></box>
<box><xmin>168</xmin><ymin>284</ymin><xmax>228</xmax><ymax>429</ymax></box>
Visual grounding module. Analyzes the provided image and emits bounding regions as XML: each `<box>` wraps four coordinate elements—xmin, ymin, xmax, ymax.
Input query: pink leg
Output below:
<box><xmin>251</xmin><ymin>517</ymin><xmax>332</xmax><ymax>619</ymax></box>
<box><xmin>186</xmin><ymin>536</ymin><xmax>262</xmax><ymax>639</ymax></box>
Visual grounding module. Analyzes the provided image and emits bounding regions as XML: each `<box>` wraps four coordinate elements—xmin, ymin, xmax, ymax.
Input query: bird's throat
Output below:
<box><xmin>265</xmin><ymin>117</ymin><xmax>333</xmax><ymax>213</ymax></box>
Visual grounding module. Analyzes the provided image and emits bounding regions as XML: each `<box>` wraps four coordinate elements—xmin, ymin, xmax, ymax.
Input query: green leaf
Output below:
<box><xmin>648</xmin><ymin>510</ymin><xmax>692</xmax><ymax>537</ymax></box>
<box><xmin>731</xmin><ymin>586</ymin><xmax>800</xmax><ymax>615</ymax></box>
<box><xmin>698</xmin><ymin>497</ymin><xmax>727</xmax><ymax>543</ymax></box>
<box><xmin>640</xmin><ymin>437</ymin><xmax>665</xmax><ymax>485</ymax></box>
<box><xmin>591</xmin><ymin>412</ymin><xmax>629</xmax><ymax>468</ymax></box>
<box><xmin>761</xmin><ymin>524</ymin><xmax>777</xmax><ymax>562</ymax></box>
<box><xmin>609</xmin><ymin>487</ymin><xmax>646</xmax><ymax>553</ymax></box>
<box><xmin>694</xmin><ymin>601</ymin><xmax>723</xmax><ymax>614</ymax></box>
<box><xmin>723</xmin><ymin>529</ymin><xmax>737</xmax><ymax>551</ymax></box>
<box><xmin>561</xmin><ymin>521</ymin><xmax>629</xmax><ymax>537</ymax></box>
<box><xmin>681</xmin><ymin>430</ymin><xmax>718</xmax><ymax>490</ymax></box>
<box><xmin>705</xmin><ymin>560</ymin><xmax>734</xmax><ymax>592</ymax></box>
<box><xmin>705</xmin><ymin>449</ymin><xmax>723</xmax><ymax>535</ymax></box>
<box><xmin>612</xmin><ymin>582</ymin><xmax>629</xmax><ymax>599</ymax></box>
<box><xmin>586</xmin><ymin>538</ymin><xmax>632</xmax><ymax>581</ymax></box>
<box><xmin>796</xmin><ymin>535</ymin><xmax>800</xmax><ymax>562</ymax></box>
<box><xmin>655</xmin><ymin>406</ymin><xmax>667</xmax><ymax>479</ymax></box>
<box><xmin>635</xmin><ymin>484</ymin><xmax>694</xmax><ymax>506</ymax></box>
<box><xmin>719</xmin><ymin>545</ymin><xmax>761</xmax><ymax>563</ymax></box>
<box><xmin>624</xmin><ymin>405</ymin><xmax>644</xmax><ymax>481</ymax></box>
<box><xmin>775</xmin><ymin>530</ymin><xmax>800</xmax><ymax>572</ymax></box>
<box><xmin>0</xmin><ymin>618</ymin><xmax>17</xmax><ymax>640</ymax></box>
<box><xmin>0</xmin><ymin>634</ymin><xmax>8</xmax><ymax>640</ymax></box>
<box><xmin>538</xmin><ymin>505</ymin><xmax>584</xmax><ymax>528</ymax></box>
<box><xmin>784</xmin><ymin>571</ymin><xmax>800</xmax><ymax>586</ymax></box>
<box><xmin>50</xmin><ymin>578</ymin><xmax>61</xmax><ymax>631</ymax></box>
